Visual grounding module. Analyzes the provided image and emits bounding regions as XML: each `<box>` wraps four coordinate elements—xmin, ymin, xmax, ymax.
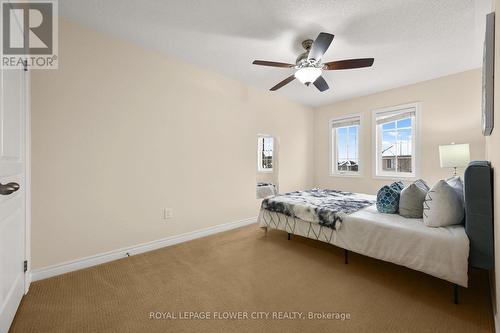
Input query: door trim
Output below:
<box><xmin>23</xmin><ymin>67</ymin><xmax>31</xmax><ymax>294</ymax></box>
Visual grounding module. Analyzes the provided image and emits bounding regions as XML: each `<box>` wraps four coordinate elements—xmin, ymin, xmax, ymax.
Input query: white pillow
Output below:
<box><xmin>446</xmin><ymin>176</ymin><xmax>464</xmax><ymax>206</ymax></box>
<box><xmin>423</xmin><ymin>180</ymin><xmax>464</xmax><ymax>227</ymax></box>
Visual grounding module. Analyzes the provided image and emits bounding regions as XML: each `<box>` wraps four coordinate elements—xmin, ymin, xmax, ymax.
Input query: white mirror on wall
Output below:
<box><xmin>256</xmin><ymin>135</ymin><xmax>279</xmax><ymax>199</ymax></box>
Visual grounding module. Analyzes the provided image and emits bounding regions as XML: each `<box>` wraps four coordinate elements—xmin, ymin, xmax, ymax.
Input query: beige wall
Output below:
<box><xmin>314</xmin><ymin>69</ymin><xmax>485</xmax><ymax>194</ymax></box>
<box><xmin>487</xmin><ymin>0</ymin><xmax>499</xmax><ymax>324</ymax></box>
<box><xmin>32</xmin><ymin>20</ymin><xmax>486</xmax><ymax>273</ymax></box>
<box><xmin>31</xmin><ymin>20</ymin><xmax>314</xmax><ymax>269</ymax></box>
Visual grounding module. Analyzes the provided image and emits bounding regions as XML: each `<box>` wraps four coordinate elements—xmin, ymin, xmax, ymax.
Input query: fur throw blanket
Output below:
<box><xmin>261</xmin><ymin>189</ymin><xmax>375</xmax><ymax>229</ymax></box>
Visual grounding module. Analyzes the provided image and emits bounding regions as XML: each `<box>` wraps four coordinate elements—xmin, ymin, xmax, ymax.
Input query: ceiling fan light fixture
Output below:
<box><xmin>294</xmin><ymin>67</ymin><xmax>322</xmax><ymax>84</ymax></box>
<box><xmin>252</xmin><ymin>32</ymin><xmax>374</xmax><ymax>92</ymax></box>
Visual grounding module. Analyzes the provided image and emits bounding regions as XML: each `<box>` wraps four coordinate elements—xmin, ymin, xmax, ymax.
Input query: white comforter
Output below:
<box><xmin>258</xmin><ymin>203</ymin><xmax>469</xmax><ymax>287</ymax></box>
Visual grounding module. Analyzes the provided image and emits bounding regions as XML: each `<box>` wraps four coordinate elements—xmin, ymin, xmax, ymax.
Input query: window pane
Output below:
<box><xmin>335</xmin><ymin>125</ymin><xmax>358</xmax><ymax>173</ymax></box>
<box><xmin>337</xmin><ymin>128</ymin><xmax>347</xmax><ymax>156</ymax></box>
<box><xmin>376</xmin><ymin>109</ymin><xmax>416</xmax><ymax>176</ymax></box>
<box><xmin>397</xmin><ymin>128</ymin><xmax>412</xmax><ymax>173</ymax></box>
<box><xmin>381</xmin><ymin>140</ymin><xmax>396</xmax><ymax>156</ymax></box>
<box><xmin>337</xmin><ymin>127</ymin><xmax>347</xmax><ymax>136</ymax></box>
<box><xmin>382</xmin><ymin>157</ymin><xmax>395</xmax><ymax>171</ymax></box>
<box><xmin>397</xmin><ymin>117</ymin><xmax>411</xmax><ymax>128</ymax></box>
<box><xmin>381</xmin><ymin>122</ymin><xmax>396</xmax><ymax>172</ymax></box>
<box><xmin>336</xmin><ymin>128</ymin><xmax>347</xmax><ymax>171</ymax></box>
<box><xmin>347</xmin><ymin>126</ymin><xmax>358</xmax><ymax>172</ymax></box>
<box><xmin>382</xmin><ymin>121</ymin><xmax>396</xmax><ymax>130</ymax></box>
<box><xmin>382</xmin><ymin>130</ymin><xmax>397</xmax><ymax>143</ymax></box>
<box><xmin>259</xmin><ymin>137</ymin><xmax>273</xmax><ymax>170</ymax></box>
<box><xmin>381</xmin><ymin>141</ymin><xmax>396</xmax><ymax>171</ymax></box>
<box><xmin>397</xmin><ymin>128</ymin><xmax>412</xmax><ymax>155</ymax></box>
<box><xmin>397</xmin><ymin>156</ymin><xmax>412</xmax><ymax>173</ymax></box>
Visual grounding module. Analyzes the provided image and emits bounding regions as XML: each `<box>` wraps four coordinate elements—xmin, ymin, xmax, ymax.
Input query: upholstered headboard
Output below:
<box><xmin>464</xmin><ymin>161</ymin><xmax>494</xmax><ymax>270</ymax></box>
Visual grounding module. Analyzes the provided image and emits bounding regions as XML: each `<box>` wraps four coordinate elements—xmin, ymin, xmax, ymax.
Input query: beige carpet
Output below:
<box><xmin>10</xmin><ymin>225</ymin><xmax>494</xmax><ymax>333</ymax></box>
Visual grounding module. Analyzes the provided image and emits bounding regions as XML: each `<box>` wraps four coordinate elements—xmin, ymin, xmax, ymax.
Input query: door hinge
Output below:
<box><xmin>24</xmin><ymin>260</ymin><xmax>28</xmax><ymax>273</ymax></box>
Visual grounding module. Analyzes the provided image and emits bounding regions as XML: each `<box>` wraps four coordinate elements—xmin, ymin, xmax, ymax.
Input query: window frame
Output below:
<box><xmin>372</xmin><ymin>102</ymin><xmax>421</xmax><ymax>180</ymax></box>
<box><xmin>329</xmin><ymin>114</ymin><xmax>362</xmax><ymax>177</ymax></box>
<box><xmin>257</xmin><ymin>135</ymin><xmax>274</xmax><ymax>173</ymax></box>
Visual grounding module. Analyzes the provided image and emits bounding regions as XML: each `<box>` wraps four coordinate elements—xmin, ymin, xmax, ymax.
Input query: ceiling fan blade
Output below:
<box><xmin>270</xmin><ymin>75</ymin><xmax>295</xmax><ymax>91</ymax></box>
<box><xmin>252</xmin><ymin>60</ymin><xmax>295</xmax><ymax>68</ymax></box>
<box><xmin>323</xmin><ymin>58</ymin><xmax>374</xmax><ymax>70</ymax></box>
<box><xmin>313</xmin><ymin>76</ymin><xmax>329</xmax><ymax>92</ymax></box>
<box><xmin>308</xmin><ymin>32</ymin><xmax>334</xmax><ymax>62</ymax></box>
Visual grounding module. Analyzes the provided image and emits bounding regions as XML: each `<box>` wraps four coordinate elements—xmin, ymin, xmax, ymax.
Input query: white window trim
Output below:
<box><xmin>257</xmin><ymin>134</ymin><xmax>274</xmax><ymax>173</ymax></box>
<box><xmin>329</xmin><ymin>113</ymin><xmax>362</xmax><ymax>177</ymax></box>
<box><xmin>371</xmin><ymin>102</ymin><xmax>421</xmax><ymax>180</ymax></box>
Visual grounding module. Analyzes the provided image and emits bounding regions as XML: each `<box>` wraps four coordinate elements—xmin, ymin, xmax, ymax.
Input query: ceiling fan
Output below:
<box><xmin>252</xmin><ymin>32</ymin><xmax>374</xmax><ymax>92</ymax></box>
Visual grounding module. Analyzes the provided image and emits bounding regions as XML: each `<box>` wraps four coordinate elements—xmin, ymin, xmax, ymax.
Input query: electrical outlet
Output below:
<box><xmin>162</xmin><ymin>208</ymin><xmax>173</xmax><ymax>220</ymax></box>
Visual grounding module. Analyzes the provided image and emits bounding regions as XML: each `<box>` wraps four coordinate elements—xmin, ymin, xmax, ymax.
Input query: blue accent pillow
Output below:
<box><xmin>376</xmin><ymin>181</ymin><xmax>404</xmax><ymax>214</ymax></box>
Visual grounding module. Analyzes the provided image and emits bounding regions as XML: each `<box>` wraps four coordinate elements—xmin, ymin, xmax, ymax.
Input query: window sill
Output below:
<box><xmin>330</xmin><ymin>173</ymin><xmax>363</xmax><ymax>178</ymax></box>
<box><xmin>372</xmin><ymin>174</ymin><xmax>416</xmax><ymax>181</ymax></box>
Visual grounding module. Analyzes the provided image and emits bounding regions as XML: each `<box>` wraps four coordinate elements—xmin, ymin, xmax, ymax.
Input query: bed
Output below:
<box><xmin>259</xmin><ymin>204</ymin><xmax>469</xmax><ymax>286</ymax></box>
<box><xmin>257</xmin><ymin>161</ymin><xmax>493</xmax><ymax>302</ymax></box>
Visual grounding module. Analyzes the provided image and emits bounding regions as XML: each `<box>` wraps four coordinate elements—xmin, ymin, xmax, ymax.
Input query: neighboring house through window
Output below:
<box><xmin>331</xmin><ymin>115</ymin><xmax>361</xmax><ymax>176</ymax></box>
<box><xmin>374</xmin><ymin>103</ymin><xmax>419</xmax><ymax>178</ymax></box>
<box><xmin>257</xmin><ymin>136</ymin><xmax>273</xmax><ymax>172</ymax></box>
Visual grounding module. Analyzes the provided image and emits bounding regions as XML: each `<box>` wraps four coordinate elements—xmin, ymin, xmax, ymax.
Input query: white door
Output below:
<box><xmin>0</xmin><ymin>64</ymin><xmax>27</xmax><ymax>333</ymax></box>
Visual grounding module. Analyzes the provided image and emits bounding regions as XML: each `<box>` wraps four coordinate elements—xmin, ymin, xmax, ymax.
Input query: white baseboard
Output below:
<box><xmin>31</xmin><ymin>217</ymin><xmax>257</xmax><ymax>281</ymax></box>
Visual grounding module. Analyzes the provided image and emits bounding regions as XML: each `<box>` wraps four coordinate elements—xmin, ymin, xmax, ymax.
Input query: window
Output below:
<box><xmin>374</xmin><ymin>104</ymin><xmax>418</xmax><ymax>178</ymax></box>
<box><xmin>257</xmin><ymin>136</ymin><xmax>274</xmax><ymax>172</ymax></box>
<box><xmin>331</xmin><ymin>116</ymin><xmax>360</xmax><ymax>175</ymax></box>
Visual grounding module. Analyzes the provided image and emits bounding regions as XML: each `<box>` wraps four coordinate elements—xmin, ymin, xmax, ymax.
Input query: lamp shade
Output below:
<box><xmin>439</xmin><ymin>144</ymin><xmax>470</xmax><ymax>168</ymax></box>
<box><xmin>294</xmin><ymin>67</ymin><xmax>322</xmax><ymax>84</ymax></box>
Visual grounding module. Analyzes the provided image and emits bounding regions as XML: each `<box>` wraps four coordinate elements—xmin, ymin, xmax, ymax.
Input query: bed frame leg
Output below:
<box><xmin>453</xmin><ymin>284</ymin><xmax>459</xmax><ymax>304</ymax></box>
<box><xmin>287</xmin><ymin>233</ymin><xmax>291</xmax><ymax>240</ymax></box>
<box><xmin>344</xmin><ymin>249</ymin><xmax>348</xmax><ymax>264</ymax></box>
<box><xmin>263</xmin><ymin>227</ymin><xmax>268</xmax><ymax>236</ymax></box>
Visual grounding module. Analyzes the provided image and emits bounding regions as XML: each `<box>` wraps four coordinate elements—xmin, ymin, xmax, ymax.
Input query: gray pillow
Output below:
<box><xmin>399</xmin><ymin>182</ymin><xmax>428</xmax><ymax>218</ymax></box>
<box><xmin>423</xmin><ymin>180</ymin><xmax>464</xmax><ymax>227</ymax></box>
<box><xmin>414</xmin><ymin>178</ymin><xmax>430</xmax><ymax>192</ymax></box>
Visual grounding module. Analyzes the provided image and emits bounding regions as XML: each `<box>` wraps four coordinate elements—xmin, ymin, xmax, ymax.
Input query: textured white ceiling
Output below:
<box><xmin>60</xmin><ymin>0</ymin><xmax>491</xmax><ymax>107</ymax></box>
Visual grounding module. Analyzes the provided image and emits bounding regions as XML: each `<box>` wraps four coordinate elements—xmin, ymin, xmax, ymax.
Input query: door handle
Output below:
<box><xmin>0</xmin><ymin>182</ymin><xmax>20</xmax><ymax>195</ymax></box>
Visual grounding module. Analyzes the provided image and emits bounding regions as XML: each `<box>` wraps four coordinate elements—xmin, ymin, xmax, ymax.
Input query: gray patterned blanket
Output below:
<box><xmin>261</xmin><ymin>189</ymin><xmax>375</xmax><ymax>230</ymax></box>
